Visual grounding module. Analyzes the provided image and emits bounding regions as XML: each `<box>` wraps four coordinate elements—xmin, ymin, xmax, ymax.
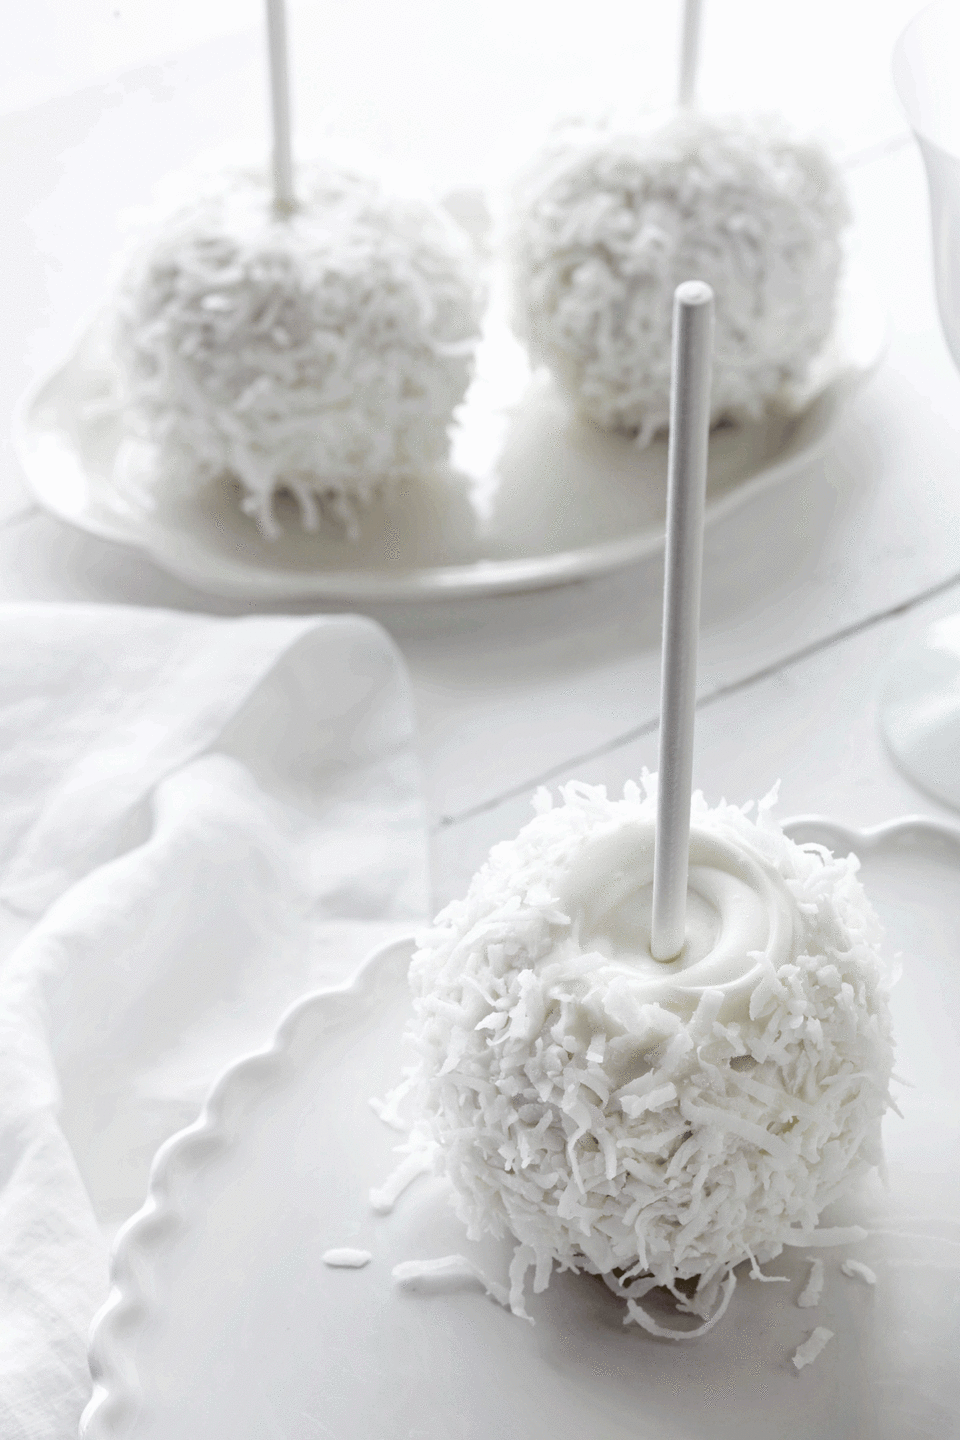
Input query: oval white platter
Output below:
<box><xmin>82</xmin><ymin>815</ymin><xmax>960</xmax><ymax>1440</ymax></box>
<box><xmin>17</xmin><ymin>271</ymin><xmax>885</xmax><ymax>603</ymax></box>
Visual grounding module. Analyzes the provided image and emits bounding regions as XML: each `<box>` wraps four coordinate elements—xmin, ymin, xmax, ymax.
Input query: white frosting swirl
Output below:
<box><xmin>549</xmin><ymin>820</ymin><xmax>797</xmax><ymax>1031</ymax></box>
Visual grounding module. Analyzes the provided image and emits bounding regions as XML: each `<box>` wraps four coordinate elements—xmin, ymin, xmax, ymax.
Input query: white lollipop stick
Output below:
<box><xmin>265</xmin><ymin>0</ymin><xmax>295</xmax><ymax>212</ymax></box>
<box><xmin>678</xmin><ymin>0</ymin><xmax>704</xmax><ymax>108</ymax></box>
<box><xmin>651</xmin><ymin>281</ymin><xmax>714</xmax><ymax>963</ymax></box>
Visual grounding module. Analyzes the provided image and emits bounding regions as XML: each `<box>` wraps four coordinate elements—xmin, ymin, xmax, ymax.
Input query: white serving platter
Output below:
<box><xmin>82</xmin><ymin>816</ymin><xmax>960</xmax><ymax>1440</ymax></box>
<box><xmin>17</xmin><ymin>270</ymin><xmax>885</xmax><ymax>603</ymax></box>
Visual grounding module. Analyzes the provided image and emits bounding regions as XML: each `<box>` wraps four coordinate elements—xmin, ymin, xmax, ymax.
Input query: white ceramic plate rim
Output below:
<box><xmin>78</xmin><ymin>812</ymin><xmax>960</xmax><ymax>1439</ymax></box>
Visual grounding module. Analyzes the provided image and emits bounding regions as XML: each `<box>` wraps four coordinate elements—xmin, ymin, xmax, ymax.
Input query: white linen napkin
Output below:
<box><xmin>0</xmin><ymin>603</ymin><xmax>428</xmax><ymax>1440</ymax></box>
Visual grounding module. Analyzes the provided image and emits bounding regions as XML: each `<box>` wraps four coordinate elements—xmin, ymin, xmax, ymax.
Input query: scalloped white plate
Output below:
<box><xmin>16</xmin><ymin>268</ymin><xmax>885</xmax><ymax>602</ymax></box>
<box><xmin>81</xmin><ymin>816</ymin><xmax>960</xmax><ymax>1440</ymax></box>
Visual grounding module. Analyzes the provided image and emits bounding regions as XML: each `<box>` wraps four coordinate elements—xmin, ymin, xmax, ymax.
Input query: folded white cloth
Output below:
<box><xmin>0</xmin><ymin>604</ymin><xmax>428</xmax><ymax>1440</ymax></box>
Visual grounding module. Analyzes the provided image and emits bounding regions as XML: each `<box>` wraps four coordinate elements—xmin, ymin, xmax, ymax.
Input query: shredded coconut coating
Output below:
<box><xmin>406</xmin><ymin>779</ymin><xmax>894</xmax><ymax>1326</ymax></box>
<box><xmin>797</xmin><ymin>1257</ymin><xmax>825</xmax><ymax>1308</ymax></box>
<box><xmin>506</xmin><ymin>111</ymin><xmax>850</xmax><ymax>442</ymax></box>
<box><xmin>792</xmin><ymin>1325</ymin><xmax>834</xmax><ymax>1370</ymax></box>
<box><xmin>841</xmin><ymin>1258</ymin><xmax>877</xmax><ymax>1285</ymax></box>
<box><xmin>111</xmin><ymin>160</ymin><xmax>484</xmax><ymax>537</ymax></box>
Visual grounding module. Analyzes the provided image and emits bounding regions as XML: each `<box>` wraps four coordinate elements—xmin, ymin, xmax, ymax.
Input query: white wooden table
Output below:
<box><xmin>2</xmin><ymin>0</ymin><xmax>958</xmax><ymax>912</ymax></box>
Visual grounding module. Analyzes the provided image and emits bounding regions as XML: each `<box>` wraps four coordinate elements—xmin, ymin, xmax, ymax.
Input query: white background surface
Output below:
<box><xmin>2</xmin><ymin>0</ymin><xmax>960</xmax><ymax>899</ymax></box>
<box><xmin>2</xmin><ymin>7</ymin><xmax>960</xmax><ymax>1437</ymax></box>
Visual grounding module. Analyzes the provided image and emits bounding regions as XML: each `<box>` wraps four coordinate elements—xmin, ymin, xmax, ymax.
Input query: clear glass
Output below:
<box><xmin>880</xmin><ymin>0</ymin><xmax>960</xmax><ymax>810</ymax></box>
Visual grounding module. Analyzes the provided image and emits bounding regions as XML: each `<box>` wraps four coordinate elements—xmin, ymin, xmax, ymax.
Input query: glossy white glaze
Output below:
<box><xmin>553</xmin><ymin>820</ymin><xmax>796</xmax><ymax>1026</ymax></box>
